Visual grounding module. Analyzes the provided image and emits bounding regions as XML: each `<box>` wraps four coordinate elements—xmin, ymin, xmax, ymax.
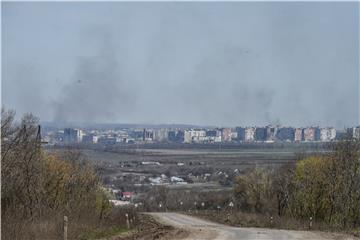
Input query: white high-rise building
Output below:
<box><xmin>245</xmin><ymin>127</ymin><xmax>255</xmax><ymax>142</ymax></box>
<box><xmin>320</xmin><ymin>128</ymin><xmax>336</xmax><ymax>142</ymax></box>
<box><xmin>183</xmin><ymin>129</ymin><xmax>206</xmax><ymax>143</ymax></box>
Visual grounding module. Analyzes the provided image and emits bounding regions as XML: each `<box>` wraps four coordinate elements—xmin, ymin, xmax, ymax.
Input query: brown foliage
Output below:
<box><xmin>1</xmin><ymin>109</ymin><xmax>129</xmax><ymax>240</ymax></box>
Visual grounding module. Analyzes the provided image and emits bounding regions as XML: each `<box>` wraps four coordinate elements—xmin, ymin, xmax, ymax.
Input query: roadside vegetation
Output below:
<box><xmin>138</xmin><ymin>133</ymin><xmax>360</xmax><ymax>234</ymax></box>
<box><xmin>185</xmin><ymin>135</ymin><xmax>360</xmax><ymax>234</ymax></box>
<box><xmin>232</xmin><ymin>135</ymin><xmax>360</xmax><ymax>231</ymax></box>
<box><xmin>1</xmin><ymin>108</ymin><xmax>138</xmax><ymax>240</ymax></box>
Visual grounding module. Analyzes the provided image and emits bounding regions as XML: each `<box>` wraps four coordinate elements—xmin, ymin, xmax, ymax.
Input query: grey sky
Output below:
<box><xmin>2</xmin><ymin>2</ymin><xmax>359</xmax><ymax>128</ymax></box>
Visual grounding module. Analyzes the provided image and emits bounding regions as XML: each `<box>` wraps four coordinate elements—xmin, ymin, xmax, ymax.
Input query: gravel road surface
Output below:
<box><xmin>149</xmin><ymin>212</ymin><xmax>357</xmax><ymax>240</ymax></box>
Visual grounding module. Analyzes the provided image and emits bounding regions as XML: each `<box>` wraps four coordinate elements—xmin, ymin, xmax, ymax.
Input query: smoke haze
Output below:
<box><xmin>2</xmin><ymin>2</ymin><xmax>359</xmax><ymax>127</ymax></box>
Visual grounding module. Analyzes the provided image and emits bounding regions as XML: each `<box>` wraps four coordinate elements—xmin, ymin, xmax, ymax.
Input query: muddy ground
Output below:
<box><xmin>110</xmin><ymin>214</ymin><xmax>188</xmax><ymax>240</ymax></box>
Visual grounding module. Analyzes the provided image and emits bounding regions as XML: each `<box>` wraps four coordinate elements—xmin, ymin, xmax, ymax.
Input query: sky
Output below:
<box><xmin>2</xmin><ymin>2</ymin><xmax>359</xmax><ymax>128</ymax></box>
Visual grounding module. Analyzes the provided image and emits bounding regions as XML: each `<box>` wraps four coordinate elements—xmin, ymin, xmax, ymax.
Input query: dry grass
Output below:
<box><xmin>1</xmin><ymin>207</ymin><xmax>139</xmax><ymax>240</ymax></box>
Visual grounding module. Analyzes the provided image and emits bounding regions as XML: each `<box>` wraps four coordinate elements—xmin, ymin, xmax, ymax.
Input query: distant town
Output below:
<box><xmin>42</xmin><ymin>125</ymin><xmax>360</xmax><ymax>145</ymax></box>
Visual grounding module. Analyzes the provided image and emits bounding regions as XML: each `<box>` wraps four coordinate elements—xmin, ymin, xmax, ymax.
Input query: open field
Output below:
<box><xmin>47</xmin><ymin>145</ymin><xmax>322</xmax><ymax>193</ymax></box>
<box><xmin>82</xmin><ymin>147</ymin><xmax>301</xmax><ymax>168</ymax></box>
<box><xmin>80</xmin><ymin>147</ymin><xmax>300</xmax><ymax>180</ymax></box>
<box><xmin>46</xmin><ymin>144</ymin><xmax>328</xmax><ymax>191</ymax></box>
<box><xmin>48</xmin><ymin>144</ymin><xmax>324</xmax><ymax>199</ymax></box>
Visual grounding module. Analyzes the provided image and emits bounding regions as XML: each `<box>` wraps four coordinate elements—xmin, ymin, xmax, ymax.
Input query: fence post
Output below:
<box><xmin>125</xmin><ymin>213</ymin><xmax>130</xmax><ymax>229</ymax></box>
<box><xmin>63</xmin><ymin>216</ymin><xmax>68</xmax><ymax>240</ymax></box>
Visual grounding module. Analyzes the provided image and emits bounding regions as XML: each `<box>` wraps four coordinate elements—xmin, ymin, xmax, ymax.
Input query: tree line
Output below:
<box><xmin>234</xmin><ymin>135</ymin><xmax>360</xmax><ymax>230</ymax></box>
<box><xmin>1</xmin><ymin>108</ymin><xmax>136</xmax><ymax>240</ymax></box>
<box><xmin>138</xmin><ymin>134</ymin><xmax>360</xmax><ymax>231</ymax></box>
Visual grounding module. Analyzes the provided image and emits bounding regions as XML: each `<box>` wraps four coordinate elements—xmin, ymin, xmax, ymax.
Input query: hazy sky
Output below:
<box><xmin>2</xmin><ymin>2</ymin><xmax>359</xmax><ymax>127</ymax></box>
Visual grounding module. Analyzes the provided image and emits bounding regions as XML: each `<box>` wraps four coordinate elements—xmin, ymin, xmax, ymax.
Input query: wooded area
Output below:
<box><xmin>234</xmin><ymin>135</ymin><xmax>360</xmax><ymax>230</ymax></box>
<box><xmin>1</xmin><ymin>109</ymin><xmax>137</xmax><ymax>240</ymax></box>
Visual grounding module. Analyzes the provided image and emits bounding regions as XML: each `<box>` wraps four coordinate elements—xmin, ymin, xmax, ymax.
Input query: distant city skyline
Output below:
<box><xmin>43</xmin><ymin>125</ymin><xmax>360</xmax><ymax>145</ymax></box>
<box><xmin>2</xmin><ymin>2</ymin><xmax>359</xmax><ymax>128</ymax></box>
<box><xmin>41</xmin><ymin>120</ymin><xmax>357</xmax><ymax>130</ymax></box>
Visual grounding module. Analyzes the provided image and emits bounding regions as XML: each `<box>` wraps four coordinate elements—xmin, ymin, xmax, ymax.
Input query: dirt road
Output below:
<box><xmin>149</xmin><ymin>212</ymin><xmax>357</xmax><ymax>240</ymax></box>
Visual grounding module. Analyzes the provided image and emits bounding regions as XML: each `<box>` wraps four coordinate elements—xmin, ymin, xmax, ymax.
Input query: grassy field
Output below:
<box><xmin>49</xmin><ymin>144</ymin><xmax>323</xmax><ymax>194</ymax></box>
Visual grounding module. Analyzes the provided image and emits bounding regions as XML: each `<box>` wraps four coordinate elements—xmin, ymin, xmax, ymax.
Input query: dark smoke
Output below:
<box><xmin>53</xmin><ymin>30</ymin><xmax>137</xmax><ymax>123</ymax></box>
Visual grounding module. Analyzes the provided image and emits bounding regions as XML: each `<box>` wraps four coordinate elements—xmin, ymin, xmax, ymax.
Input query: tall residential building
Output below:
<box><xmin>294</xmin><ymin>128</ymin><xmax>303</xmax><ymax>142</ymax></box>
<box><xmin>153</xmin><ymin>129</ymin><xmax>169</xmax><ymax>142</ymax></box>
<box><xmin>168</xmin><ymin>131</ymin><xmax>177</xmax><ymax>142</ymax></box>
<box><xmin>320</xmin><ymin>128</ymin><xmax>336</xmax><ymax>142</ymax></box>
<box><xmin>221</xmin><ymin>128</ymin><xmax>232</xmax><ymax>142</ymax></box>
<box><xmin>82</xmin><ymin>134</ymin><xmax>98</xmax><ymax>144</ymax></box>
<box><xmin>266</xmin><ymin>126</ymin><xmax>277</xmax><ymax>142</ymax></box>
<box><xmin>184</xmin><ymin>129</ymin><xmax>206</xmax><ymax>143</ymax></box>
<box><xmin>355</xmin><ymin>127</ymin><xmax>360</xmax><ymax>139</ymax></box>
<box><xmin>245</xmin><ymin>127</ymin><xmax>255</xmax><ymax>142</ymax></box>
<box><xmin>330</xmin><ymin>128</ymin><xmax>337</xmax><ymax>140</ymax></box>
<box><xmin>143</xmin><ymin>129</ymin><xmax>153</xmax><ymax>141</ymax></box>
<box><xmin>276</xmin><ymin>127</ymin><xmax>295</xmax><ymax>142</ymax></box>
<box><xmin>255</xmin><ymin>127</ymin><xmax>267</xmax><ymax>141</ymax></box>
<box><xmin>236</xmin><ymin>127</ymin><xmax>246</xmax><ymax>141</ymax></box>
<box><xmin>184</xmin><ymin>130</ymin><xmax>192</xmax><ymax>143</ymax></box>
<box><xmin>348</xmin><ymin>127</ymin><xmax>360</xmax><ymax>139</ymax></box>
<box><xmin>63</xmin><ymin>128</ymin><xmax>83</xmax><ymax>143</ymax></box>
<box><xmin>231</xmin><ymin>131</ymin><xmax>238</xmax><ymax>140</ymax></box>
<box><xmin>205</xmin><ymin>129</ymin><xmax>222</xmax><ymax>143</ymax></box>
<box><xmin>175</xmin><ymin>130</ymin><xmax>184</xmax><ymax>142</ymax></box>
<box><xmin>303</xmin><ymin>127</ymin><xmax>320</xmax><ymax>142</ymax></box>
